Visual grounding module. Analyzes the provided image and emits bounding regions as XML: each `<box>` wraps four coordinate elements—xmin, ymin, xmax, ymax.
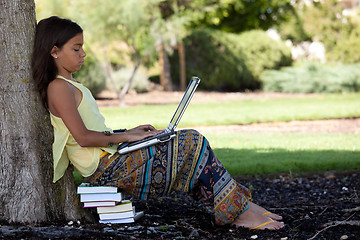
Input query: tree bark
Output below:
<box><xmin>0</xmin><ymin>0</ymin><xmax>93</xmax><ymax>224</ymax></box>
<box><xmin>158</xmin><ymin>43</ymin><xmax>172</xmax><ymax>91</ymax></box>
<box><xmin>119</xmin><ymin>63</ymin><xmax>140</xmax><ymax>106</ymax></box>
<box><xmin>178</xmin><ymin>42</ymin><xmax>186</xmax><ymax>91</ymax></box>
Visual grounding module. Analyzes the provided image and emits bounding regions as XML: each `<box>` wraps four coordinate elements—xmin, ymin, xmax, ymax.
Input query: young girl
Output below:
<box><xmin>32</xmin><ymin>16</ymin><xmax>284</xmax><ymax>230</ymax></box>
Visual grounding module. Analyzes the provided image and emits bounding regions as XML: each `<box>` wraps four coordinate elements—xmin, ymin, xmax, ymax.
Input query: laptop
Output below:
<box><xmin>117</xmin><ymin>76</ymin><xmax>201</xmax><ymax>154</ymax></box>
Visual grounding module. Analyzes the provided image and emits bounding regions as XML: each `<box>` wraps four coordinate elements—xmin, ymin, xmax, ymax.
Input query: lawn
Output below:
<box><xmin>100</xmin><ymin>93</ymin><xmax>360</xmax><ymax>176</ymax></box>
<box><xmin>101</xmin><ymin>93</ymin><xmax>360</xmax><ymax>129</ymax></box>
<box><xmin>207</xmin><ymin>133</ymin><xmax>360</xmax><ymax>176</ymax></box>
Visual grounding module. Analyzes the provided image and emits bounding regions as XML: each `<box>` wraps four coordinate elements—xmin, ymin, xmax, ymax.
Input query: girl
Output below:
<box><xmin>32</xmin><ymin>16</ymin><xmax>284</xmax><ymax>230</ymax></box>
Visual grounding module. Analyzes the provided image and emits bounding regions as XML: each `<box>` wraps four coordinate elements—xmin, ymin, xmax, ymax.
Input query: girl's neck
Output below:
<box><xmin>57</xmin><ymin>71</ymin><xmax>71</xmax><ymax>79</ymax></box>
<box><xmin>57</xmin><ymin>73</ymin><xmax>78</xmax><ymax>83</ymax></box>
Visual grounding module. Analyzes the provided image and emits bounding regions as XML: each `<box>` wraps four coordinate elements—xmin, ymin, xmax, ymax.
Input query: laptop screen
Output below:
<box><xmin>168</xmin><ymin>76</ymin><xmax>200</xmax><ymax>131</ymax></box>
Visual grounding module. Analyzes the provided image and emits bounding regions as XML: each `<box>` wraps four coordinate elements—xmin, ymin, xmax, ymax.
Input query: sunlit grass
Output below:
<box><xmin>101</xmin><ymin>93</ymin><xmax>360</xmax><ymax>130</ymax></box>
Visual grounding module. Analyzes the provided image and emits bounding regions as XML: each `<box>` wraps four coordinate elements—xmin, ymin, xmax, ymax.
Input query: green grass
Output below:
<box><xmin>101</xmin><ymin>93</ymin><xmax>360</xmax><ymax>129</ymax></box>
<box><xmin>205</xmin><ymin>133</ymin><xmax>360</xmax><ymax>176</ymax></box>
<box><xmin>99</xmin><ymin>93</ymin><xmax>360</xmax><ymax>176</ymax></box>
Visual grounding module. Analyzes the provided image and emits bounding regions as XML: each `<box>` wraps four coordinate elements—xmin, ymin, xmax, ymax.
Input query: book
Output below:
<box><xmin>99</xmin><ymin>207</ymin><xmax>135</xmax><ymax>220</ymax></box>
<box><xmin>83</xmin><ymin>201</ymin><xmax>117</xmax><ymax>208</ymax></box>
<box><xmin>97</xmin><ymin>201</ymin><xmax>133</xmax><ymax>214</ymax></box>
<box><xmin>80</xmin><ymin>192</ymin><xmax>122</xmax><ymax>202</ymax></box>
<box><xmin>99</xmin><ymin>217</ymin><xmax>135</xmax><ymax>224</ymax></box>
<box><xmin>99</xmin><ymin>211</ymin><xmax>144</xmax><ymax>224</ymax></box>
<box><xmin>77</xmin><ymin>183</ymin><xmax>118</xmax><ymax>194</ymax></box>
<box><xmin>77</xmin><ymin>183</ymin><xmax>144</xmax><ymax>224</ymax></box>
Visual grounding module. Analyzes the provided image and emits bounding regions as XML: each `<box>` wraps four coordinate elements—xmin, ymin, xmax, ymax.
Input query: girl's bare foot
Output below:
<box><xmin>248</xmin><ymin>201</ymin><xmax>283</xmax><ymax>221</ymax></box>
<box><xmin>232</xmin><ymin>203</ymin><xmax>284</xmax><ymax>230</ymax></box>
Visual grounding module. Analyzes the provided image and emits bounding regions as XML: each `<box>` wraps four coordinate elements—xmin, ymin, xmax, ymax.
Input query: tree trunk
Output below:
<box><xmin>178</xmin><ymin>42</ymin><xmax>186</xmax><ymax>91</ymax></box>
<box><xmin>0</xmin><ymin>0</ymin><xmax>93</xmax><ymax>224</ymax></box>
<box><xmin>119</xmin><ymin>63</ymin><xmax>141</xmax><ymax>106</ymax></box>
<box><xmin>100</xmin><ymin>46</ymin><xmax>122</xmax><ymax>102</ymax></box>
<box><xmin>158</xmin><ymin>43</ymin><xmax>172</xmax><ymax>91</ymax></box>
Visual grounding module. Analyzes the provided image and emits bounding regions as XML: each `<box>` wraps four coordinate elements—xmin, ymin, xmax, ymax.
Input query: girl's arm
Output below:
<box><xmin>47</xmin><ymin>79</ymin><xmax>161</xmax><ymax>147</ymax></box>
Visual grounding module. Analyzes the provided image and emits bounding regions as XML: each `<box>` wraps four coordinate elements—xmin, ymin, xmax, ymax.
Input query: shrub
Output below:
<box><xmin>261</xmin><ymin>62</ymin><xmax>360</xmax><ymax>93</ymax></box>
<box><xmin>235</xmin><ymin>30</ymin><xmax>292</xmax><ymax>78</ymax></box>
<box><xmin>110</xmin><ymin>67</ymin><xmax>150</xmax><ymax>93</ymax></box>
<box><xmin>171</xmin><ymin>29</ymin><xmax>251</xmax><ymax>91</ymax></box>
<box><xmin>170</xmin><ymin>29</ymin><xmax>292</xmax><ymax>91</ymax></box>
<box><xmin>73</xmin><ymin>57</ymin><xmax>106</xmax><ymax>97</ymax></box>
<box><xmin>330</xmin><ymin>30</ymin><xmax>360</xmax><ymax>64</ymax></box>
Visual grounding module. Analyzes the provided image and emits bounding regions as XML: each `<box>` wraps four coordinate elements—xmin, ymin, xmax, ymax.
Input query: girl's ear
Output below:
<box><xmin>50</xmin><ymin>46</ymin><xmax>59</xmax><ymax>59</ymax></box>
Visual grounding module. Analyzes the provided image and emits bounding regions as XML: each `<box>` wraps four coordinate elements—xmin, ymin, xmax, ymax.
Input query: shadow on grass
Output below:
<box><xmin>214</xmin><ymin>148</ymin><xmax>360</xmax><ymax>176</ymax></box>
<box><xmin>73</xmin><ymin>148</ymin><xmax>359</xmax><ymax>184</ymax></box>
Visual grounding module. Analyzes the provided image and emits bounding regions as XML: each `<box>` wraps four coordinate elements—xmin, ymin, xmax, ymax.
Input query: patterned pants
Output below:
<box><xmin>86</xmin><ymin>129</ymin><xmax>251</xmax><ymax>225</ymax></box>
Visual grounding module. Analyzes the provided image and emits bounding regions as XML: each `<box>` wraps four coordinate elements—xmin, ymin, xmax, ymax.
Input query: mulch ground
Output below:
<box><xmin>1</xmin><ymin>171</ymin><xmax>359</xmax><ymax>239</ymax></box>
<box><xmin>1</xmin><ymin>92</ymin><xmax>359</xmax><ymax>240</ymax></box>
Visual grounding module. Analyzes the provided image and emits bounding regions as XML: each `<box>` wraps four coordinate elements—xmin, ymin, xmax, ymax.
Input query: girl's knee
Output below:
<box><xmin>178</xmin><ymin>129</ymin><xmax>202</xmax><ymax>139</ymax></box>
<box><xmin>176</xmin><ymin>129</ymin><xmax>205</xmax><ymax>154</ymax></box>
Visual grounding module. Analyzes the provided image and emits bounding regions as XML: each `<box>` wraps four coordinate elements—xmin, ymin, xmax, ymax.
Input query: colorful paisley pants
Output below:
<box><xmin>86</xmin><ymin>129</ymin><xmax>251</xmax><ymax>225</ymax></box>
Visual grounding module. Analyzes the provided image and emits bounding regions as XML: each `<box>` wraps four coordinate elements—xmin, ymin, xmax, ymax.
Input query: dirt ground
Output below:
<box><xmin>1</xmin><ymin>91</ymin><xmax>359</xmax><ymax>240</ymax></box>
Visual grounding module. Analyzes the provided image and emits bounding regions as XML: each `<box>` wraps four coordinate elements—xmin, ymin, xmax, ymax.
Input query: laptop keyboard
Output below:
<box><xmin>117</xmin><ymin>131</ymin><xmax>174</xmax><ymax>150</ymax></box>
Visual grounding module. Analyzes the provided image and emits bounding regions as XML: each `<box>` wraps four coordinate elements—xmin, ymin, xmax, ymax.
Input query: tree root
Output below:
<box><xmin>307</xmin><ymin>213</ymin><xmax>356</xmax><ymax>240</ymax></box>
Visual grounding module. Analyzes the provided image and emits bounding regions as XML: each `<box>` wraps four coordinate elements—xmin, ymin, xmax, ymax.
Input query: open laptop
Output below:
<box><xmin>117</xmin><ymin>76</ymin><xmax>201</xmax><ymax>154</ymax></box>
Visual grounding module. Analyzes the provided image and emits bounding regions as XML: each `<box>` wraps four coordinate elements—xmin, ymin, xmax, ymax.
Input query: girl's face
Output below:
<box><xmin>51</xmin><ymin>33</ymin><xmax>86</xmax><ymax>77</ymax></box>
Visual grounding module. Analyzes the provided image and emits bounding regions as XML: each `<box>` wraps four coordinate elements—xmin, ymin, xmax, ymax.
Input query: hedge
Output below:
<box><xmin>170</xmin><ymin>29</ymin><xmax>292</xmax><ymax>91</ymax></box>
<box><xmin>261</xmin><ymin>62</ymin><xmax>360</xmax><ymax>93</ymax></box>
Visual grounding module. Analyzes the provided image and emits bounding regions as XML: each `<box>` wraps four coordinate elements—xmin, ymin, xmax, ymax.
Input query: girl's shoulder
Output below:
<box><xmin>47</xmin><ymin>77</ymin><xmax>73</xmax><ymax>95</ymax></box>
<box><xmin>49</xmin><ymin>76</ymin><xmax>74</xmax><ymax>87</ymax></box>
<box><xmin>48</xmin><ymin>77</ymin><xmax>82</xmax><ymax>102</ymax></box>
<box><xmin>47</xmin><ymin>77</ymin><xmax>81</xmax><ymax>116</ymax></box>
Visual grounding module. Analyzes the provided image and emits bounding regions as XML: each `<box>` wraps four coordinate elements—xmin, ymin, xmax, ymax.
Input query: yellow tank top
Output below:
<box><xmin>50</xmin><ymin>75</ymin><xmax>117</xmax><ymax>183</ymax></box>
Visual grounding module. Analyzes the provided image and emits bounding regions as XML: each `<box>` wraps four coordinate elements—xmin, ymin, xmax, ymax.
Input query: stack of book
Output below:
<box><xmin>77</xmin><ymin>183</ymin><xmax>144</xmax><ymax>224</ymax></box>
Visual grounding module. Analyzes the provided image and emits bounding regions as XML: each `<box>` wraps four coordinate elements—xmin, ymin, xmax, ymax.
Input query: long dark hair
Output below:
<box><xmin>31</xmin><ymin>16</ymin><xmax>83</xmax><ymax>108</ymax></box>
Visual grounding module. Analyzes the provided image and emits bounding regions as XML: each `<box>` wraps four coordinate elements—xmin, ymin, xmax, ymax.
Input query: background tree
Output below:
<box><xmin>187</xmin><ymin>0</ymin><xmax>294</xmax><ymax>33</ymax></box>
<box><xmin>0</xmin><ymin>0</ymin><xmax>92</xmax><ymax>224</ymax></box>
<box><xmin>301</xmin><ymin>0</ymin><xmax>358</xmax><ymax>62</ymax></box>
<box><xmin>73</xmin><ymin>0</ymin><xmax>159</xmax><ymax>104</ymax></box>
<box><xmin>75</xmin><ymin>0</ymin><xmax>190</xmax><ymax>93</ymax></box>
<box><xmin>301</xmin><ymin>0</ymin><xmax>351</xmax><ymax>48</ymax></box>
<box><xmin>154</xmin><ymin>0</ymin><xmax>191</xmax><ymax>90</ymax></box>
<box><xmin>276</xmin><ymin>0</ymin><xmax>360</xmax><ymax>63</ymax></box>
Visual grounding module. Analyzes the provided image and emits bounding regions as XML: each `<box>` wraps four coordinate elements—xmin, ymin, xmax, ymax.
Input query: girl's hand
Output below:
<box><xmin>128</xmin><ymin>124</ymin><xmax>157</xmax><ymax>133</ymax></box>
<box><xmin>125</xmin><ymin>124</ymin><xmax>164</xmax><ymax>142</ymax></box>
